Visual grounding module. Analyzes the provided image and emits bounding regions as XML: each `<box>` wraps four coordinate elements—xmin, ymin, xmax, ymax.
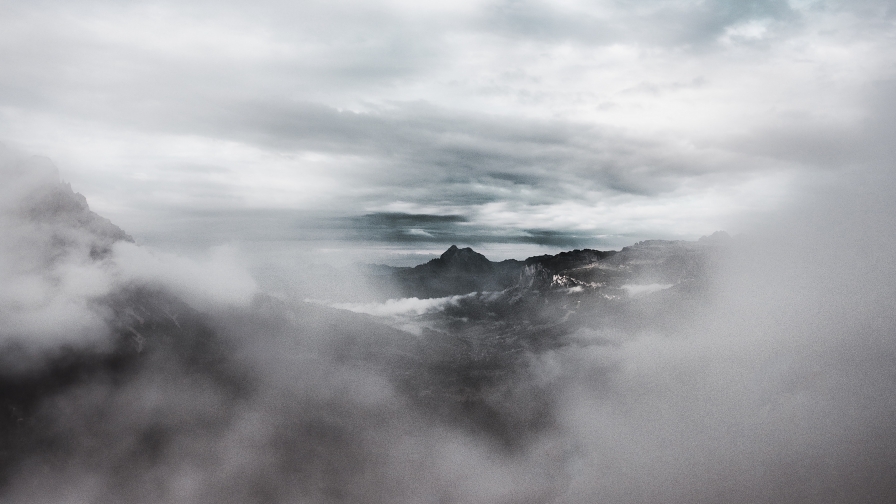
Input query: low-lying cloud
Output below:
<box><xmin>321</xmin><ymin>294</ymin><xmax>474</xmax><ymax>318</ymax></box>
<box><xmin>0</xmin><ymin>148</ymin><xmax>257</xmax><ymax>350</ymax></box>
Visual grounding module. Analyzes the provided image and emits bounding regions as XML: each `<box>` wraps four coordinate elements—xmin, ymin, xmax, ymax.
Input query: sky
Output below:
<box><xmin>1</xmin><ymin>0</ymin><xmax>895</xmax><ymax>264</ymax></box>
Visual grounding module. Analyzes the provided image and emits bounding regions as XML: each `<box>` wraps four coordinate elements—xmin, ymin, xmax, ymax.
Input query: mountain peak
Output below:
<box><xmin>423</xmin><ymin>245</ymin><xmax>492</xmax><ymax>274</ymax></box>
<box><xmin>441</xmin><ymin>244</ymin><xmax>460</xmax><ymax>258</ymax></box>
<box><xmin>439</xmin><ymin>245</ymin><xmax>486</xmax><ymax>262</ymax></box>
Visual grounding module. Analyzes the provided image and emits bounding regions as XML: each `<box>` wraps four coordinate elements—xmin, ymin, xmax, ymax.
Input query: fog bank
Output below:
<box><xmin>1</xmin><ymin>151</ymin><xmax>894</xmax><ymax>503</ymax></box>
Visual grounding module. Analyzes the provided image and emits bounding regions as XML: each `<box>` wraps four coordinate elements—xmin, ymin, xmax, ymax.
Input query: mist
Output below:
<box><xmin>0</xmin><ymin>141</ymin><xmax>894</xmax><ymax>504</ymax></box>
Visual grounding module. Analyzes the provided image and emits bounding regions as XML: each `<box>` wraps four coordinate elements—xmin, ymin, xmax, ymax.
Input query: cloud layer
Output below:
<box><xmin>2</xmin><ymin>0</ymin><xmax>894</xmax><ymax>253</ymax></box>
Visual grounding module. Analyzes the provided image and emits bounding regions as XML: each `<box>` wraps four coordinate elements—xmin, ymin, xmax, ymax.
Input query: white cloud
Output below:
<box><xmin>0</xmin><ymin>149</ymin><xmax>259</xmax><ymax>348</ymax></box>
<box><xmin>314</xmin><ymin>293</ymin><xmax>474</xmax><ymax>317</ymax></box>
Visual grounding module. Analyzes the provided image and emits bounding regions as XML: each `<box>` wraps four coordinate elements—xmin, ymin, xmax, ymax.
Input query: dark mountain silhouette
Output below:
<box><xmin>523</xmin><ymin>248</ymin><xmax>616</xmax><ymax>271</ymax></box>
<box><xmin>379</xmin><ymin>237</ymin><xmax>726</xmax><ymax>300</ymax></box>
<box><xmin>390</xmin><ymin>245</ymin><xmax>522</xmax><ymax>298</ymax></box>
<box><xmin>430</xmin><ymin>245</ymin><xmax>493</xmax><ymax>272</ymax></box>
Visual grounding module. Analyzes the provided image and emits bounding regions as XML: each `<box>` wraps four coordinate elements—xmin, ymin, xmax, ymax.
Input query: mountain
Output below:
<box><xmin>375</xmin><ymin>236</ymin><xmax>728</xmax><ymax>300</ymax></box>
<box><xmin>429</xmin><ymin>245</ymin><xmax>493</xmax><ymax>273</ymax></box>
<box><xmin>19</xmin><ymin>180</ymin><xmax>134</xmax><ymax>247</ymax></box>
<box><xmin>389</xmin><ymin>245</ymin><xmax>523</xmax><ymax>297</ymax></box>
<box><xmin>2</xmin><ymin>154</ymin><xmax>133</xmax><ymax>266</ymax></box>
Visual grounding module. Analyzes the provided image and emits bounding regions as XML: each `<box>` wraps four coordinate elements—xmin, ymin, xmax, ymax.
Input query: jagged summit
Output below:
<box><xmin>390</xmin><ymin>245</ymin><xmax>507</xmax><ymax>298</ymax></box>
<box><xmin>434</xmin><ymin>245</ymin><xmax>492</xmax><ymax>272</ymax></box>
<box><xmin>441</xmin><ymin>244</ymin><xmax>460</xmax><ymax>257</ymax></box>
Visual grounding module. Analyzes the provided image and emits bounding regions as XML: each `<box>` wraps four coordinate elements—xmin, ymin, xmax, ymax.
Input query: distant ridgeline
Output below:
<box><xmin>366</xmin><ymin>233</ymin><xmax>732</xmax><ymax>300</ymax></box>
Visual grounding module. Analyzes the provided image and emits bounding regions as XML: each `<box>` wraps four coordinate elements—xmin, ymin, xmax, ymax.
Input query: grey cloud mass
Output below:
<box><xmin>0</xmin><ymin>0</ymin><xmax>895</xmax><ymax>253</ymax></box>
<box><xmin>485</xmin><ymin>0</ymin><xmax>799</xmax><ymax>45</ymax></box>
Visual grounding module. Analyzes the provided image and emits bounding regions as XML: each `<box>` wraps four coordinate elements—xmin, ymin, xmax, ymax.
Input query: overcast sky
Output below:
<box><xmin>1</xmin><ymin>0</ymin><xmax>895</xmax><ymax>263</ymax></box>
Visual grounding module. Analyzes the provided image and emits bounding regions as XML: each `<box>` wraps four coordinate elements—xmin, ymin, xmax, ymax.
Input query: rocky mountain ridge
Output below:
<box><xmin>369</xmin><ymin>234</ymin><xmax>730</xmax><ymax>300</ymax></box>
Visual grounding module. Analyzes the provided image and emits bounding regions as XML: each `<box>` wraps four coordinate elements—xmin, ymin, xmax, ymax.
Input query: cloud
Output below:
<box><xmin>3</xmin><ymin>0</ymin><xmax>895</xmax><ymax>249</ymax></box>
<box><xmin>0</xmin><ymin>151</ymin><xmax>257</xmax><ymax>352</ymax></box>
<box><xmin>350</xmin><ymin>212</ymin><xmax>469</xmax><ymax>242</ymax></box>
<box><xmin>483</xmin><ymin>0</ymin><xmax>798</xmax><ymax>46</ymax></box>
<box><xmin>0</xmin><ymin>149</ymin><xmax>115</xmax><ymax>347</ymax></box>
<box><xmin>544</xmin><ymin>166</ymin><xmax>896</xmax><ymax>502</ymax></box>
<box><xmin>320</xmin><ymin>293</ymin><xmax>475</xmax><ymax>317</ymax></box>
